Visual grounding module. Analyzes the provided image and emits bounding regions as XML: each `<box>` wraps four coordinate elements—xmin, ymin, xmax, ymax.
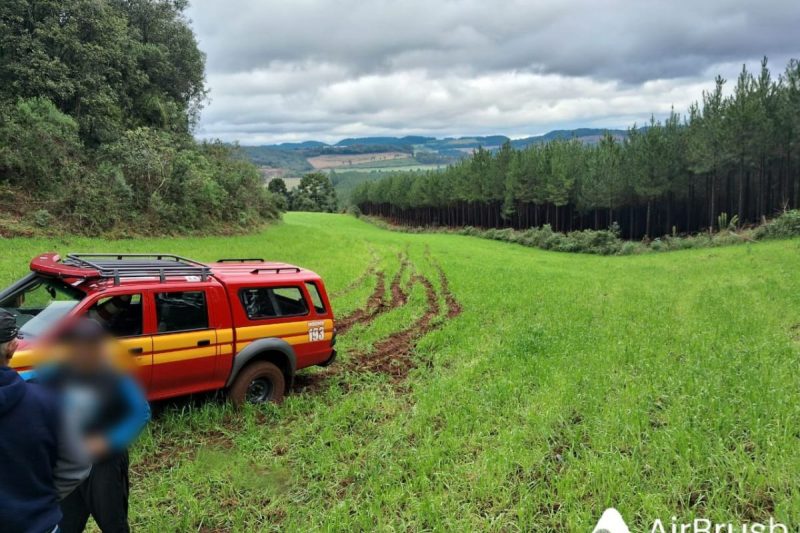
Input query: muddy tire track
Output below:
<box><xmin>347</xmin><ymin>274</ymin><xmax>440</xmax><ymax>381</ymax></box>
<box><xmin>431</xmin><ymin>261</ymin><xmax>462</xmax><ymax>319</ymax></box>
<box><xmin>424</xmin><ymin>246</ymin><xmax>462</xmax><ymax>319</ymax></box>
<box><xmin>335</xmin><ymin>270</ymin><xmax>386</xmax><ymax>335</ymax></box>
<box><xmin>389</xmin><ymin>253</ymin><xmax>410</xmax><ymax>307</ymax></box>
<box><xmin>331</xmin><ymin>249</ymin><xmax>380</xmax><ymax>299</ymax></box>
<box><xmin>294</xmin><ymin>251</ymin><xmax>462</xmax><ymax>392</ymax></box>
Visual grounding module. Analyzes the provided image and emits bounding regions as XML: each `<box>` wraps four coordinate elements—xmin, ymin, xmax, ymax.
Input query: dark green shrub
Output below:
<box><xmin>754</xmin><ymin>210</ymin><xmax>800</xmax><ymax>240</ymax></box>
<box><xmin>32</xmin><ymin>209</ymin><xmax>54</xmax><ymax>228</ymax></box>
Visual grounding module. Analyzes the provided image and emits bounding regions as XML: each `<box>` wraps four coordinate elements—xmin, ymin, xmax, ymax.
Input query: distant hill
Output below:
<box><xmin>246</xmin><ymin>128</ymin><xmax>626</xmax><ymax>154</ymax></box>
<box><xmin>510</xmin><ymin>128</ymin><xmax>627</xmax><ymax>148</ymax></box>
<box><xmin>335</xmin><ymin>135</ymin><xmax>435</xmax><ymax>147</ymax></box>
<box><xmin>241</xmin><ymin>128</ymin><xmax>629</xmax><ymax>183</ymax></box>
<box><xmin>238</xmin><ymin>145</ymin><xmax>313</xmax><ymax>173</ymax></box>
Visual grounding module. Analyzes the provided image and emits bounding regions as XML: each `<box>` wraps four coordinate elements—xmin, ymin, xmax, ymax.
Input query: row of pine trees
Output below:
<box><xmin>352</xmin><ymin>58</ymin><xmax>800</xmax><ymax>239</ymax></box>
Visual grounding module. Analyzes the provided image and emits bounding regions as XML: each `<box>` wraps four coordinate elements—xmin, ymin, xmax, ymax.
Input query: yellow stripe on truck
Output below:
<box><xmin>10</xmin><ymin>320</ymin><xmax>331</xmax><ymax>370</ymax></box>
<box><xmin>9</xmin><ymin>349</ymin><xmax>38</xmax><ymax>370</ymax></box>
<box><xmin>154</xmin><ymin>346</ymin><xmax>217</xmax><ymax>365</ymax></box>
<box><xmin>216</xmin><ymin>328</ymin><xmax>234</xmax><ymax>344</ymax></box>
<box><xmin>235</xmin><ymin>319</ymin><xmax>334</xmax><ymax>350</ymax></box>
<box><xmin>152</xmin><ymin>330</ymin><xmax>216</xmax><ymax>366</ymax></box>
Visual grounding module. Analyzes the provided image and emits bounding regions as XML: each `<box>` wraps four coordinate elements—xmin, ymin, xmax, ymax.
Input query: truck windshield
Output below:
<box><xmin>0</xmin><ymin>274</ymin><xmax>86</xmax><ymax>339</ymax></box>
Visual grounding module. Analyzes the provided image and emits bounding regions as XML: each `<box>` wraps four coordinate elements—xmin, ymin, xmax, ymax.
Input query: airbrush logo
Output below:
<box><xmin>592</xmin><ymin>509</ymin><xmax>790</xmax><ymax>533</ymax></box>
<box><xmin>650</xmin><ymin>517</ymin><xmax>788</xmax><ymax>533</ymax></box>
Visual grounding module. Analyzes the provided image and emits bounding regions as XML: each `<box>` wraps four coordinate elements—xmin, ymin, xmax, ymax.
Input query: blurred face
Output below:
<box><xmin>63</xmin><ymin>337</ymin><xmax>111</xmax><ymax>372</ymax></box>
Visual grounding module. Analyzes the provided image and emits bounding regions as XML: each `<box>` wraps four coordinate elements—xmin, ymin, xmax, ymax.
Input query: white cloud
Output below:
<box><xmin>186</xmin><ymin>0</ymin><xmax>800</xmax><ymax>144</ymax></box>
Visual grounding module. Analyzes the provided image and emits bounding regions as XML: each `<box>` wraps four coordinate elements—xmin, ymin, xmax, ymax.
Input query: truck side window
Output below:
<box><xmin>155</xmin><ymin>291</ymin><xmax>208</xmax><ymax>333</ymax></box>
<box><xmin>86</xmin><ymin>294</ymin><xmax>143</xmax><ymax>337</ymax></box>
<box><xmin>305</xmin><ymin>282</ymin><xmax>326</xmax><ymax>314</ymax></box>
<box><xmin>239</xmin><ymin>287</ymin><xmax>308</xmax><ymax>320</ymax></box>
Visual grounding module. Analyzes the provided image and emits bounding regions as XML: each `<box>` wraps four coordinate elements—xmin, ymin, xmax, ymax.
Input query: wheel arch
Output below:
<box><xmin>226</xmin><ymin>338</ymin><xmax>297</xmax><ymax>389</ymax></box>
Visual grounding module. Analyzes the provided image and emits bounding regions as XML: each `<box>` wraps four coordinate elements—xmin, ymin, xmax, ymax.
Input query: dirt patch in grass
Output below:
<box><xmin>308</xmin><ymin>151</ymin><xmax>409</xmax><ymax>170</ymax></box>
<box><xmin>432</xmin><ymin>261</ymin><xmax>461</xmax><ymax>318</ymax></box>
<box><xmin>390</xmin><ymin>253</ymin><xmax>410</xmax><ymax>306</ymax></box>
<box><xmin>293</xmin><ymin>256</ymin><xmax>462</xmax><ymax>391</ymax></box>
<box><xmin>351</xmin><ymin>274</ymin><xmax>440</xmax><ymax>381</ymax></box>
<box><xmin>336</xmin><ymin>270</ymin><xmax>386</xmax><ymax>334</ymax></box>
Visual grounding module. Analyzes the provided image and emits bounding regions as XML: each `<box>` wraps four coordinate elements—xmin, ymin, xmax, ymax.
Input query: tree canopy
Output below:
<box><xmin>0</xmin><ymin>0</ymin><xmax>281</xmax><ymax>235</ymax></box>
<box><xmin>288</xmin><ymin>172</ymin><xmax>338</xmax><ymax>213</ymax></box>
<box><xmin>353</xmin><ymin>58</ymin><xmax>800</xmax><ymax>239</ymax></box>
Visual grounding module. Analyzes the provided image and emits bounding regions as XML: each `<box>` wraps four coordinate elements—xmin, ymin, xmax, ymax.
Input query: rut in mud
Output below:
<box><xmin>389</xmin><ymin>252</ymin><xmax>410</xmax><ymax>307</ymax></box>
<box><xmin>347</xmin><ymin>274</ymin><xmax>440</xmax><ymax>381</ymax></box>
<box><xmin>335</xmin><ymin>270</ymin><xmax>386</xmax><ymax>334</ymax></box>
<box><xmin>334</xmin><ymin>252</ymin><xmax>411</xmax><ymax>335</ymax></box>
<box><xmin>431</xmin><ymin>259</ymin><xmax>461</xmax><ymax>319</ymax></box>
<box><xmin>294</xmin><ymin>251</ymin><xmax>462</xmax><ymax>392</ymax></box>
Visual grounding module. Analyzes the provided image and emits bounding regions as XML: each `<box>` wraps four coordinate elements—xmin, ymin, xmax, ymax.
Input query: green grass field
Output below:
<box><xmin>2</xmin><ymin>213</ymin><xmax>800</xmax><ymax>531</ymax></box>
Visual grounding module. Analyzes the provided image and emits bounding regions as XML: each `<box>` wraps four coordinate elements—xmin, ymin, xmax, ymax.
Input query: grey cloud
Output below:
<box><xmin>186</xmin><ymin>0</ymin><xmax>800</xmax><ymax>144</ymax></box>
<box><xmin>189</xmin><ymin>0</ymin><xmax>799</xmax><ymax>81</ymax></box>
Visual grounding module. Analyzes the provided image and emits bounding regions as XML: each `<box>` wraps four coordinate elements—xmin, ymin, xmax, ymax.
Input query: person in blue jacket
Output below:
<box><xmin>29</xmin><ymin>318</ymin><xmax>150</xmax><ymax>533</ymax></box>
<box><xmin>0</xmin><ymin>309</ymin><xmax>91</xmax><ymax>533</ymax></box>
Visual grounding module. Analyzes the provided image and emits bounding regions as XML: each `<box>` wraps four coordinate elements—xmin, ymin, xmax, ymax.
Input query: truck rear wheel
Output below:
<box><xmin>229</xmin><ymin>361</ymin><xmax>286</xmax><ymax>407</ymax></box>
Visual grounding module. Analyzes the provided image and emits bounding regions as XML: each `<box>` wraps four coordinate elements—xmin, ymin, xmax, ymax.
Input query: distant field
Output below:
<box><xmin>3</xmin><ymin>214</ymin><xmax>798</xmax><ymax>530</ymax></box>
<box><xmin>308</xmin><ymin>151</ymin><xmax>409</xmax><ymax>169</ymax></box>
<box><xmin>337</xmin><ymin>164</ymin><xmax>444</xmax><ymax>173</ymax></box>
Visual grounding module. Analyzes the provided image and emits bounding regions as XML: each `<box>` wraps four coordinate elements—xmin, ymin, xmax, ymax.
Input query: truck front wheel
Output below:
<box><xmin>229</xmin><ymin>361</ymin><xmax>286</xmax><ymax>407</ymax></box>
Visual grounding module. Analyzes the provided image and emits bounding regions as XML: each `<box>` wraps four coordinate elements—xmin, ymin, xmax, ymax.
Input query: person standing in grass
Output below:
<box><xmin>0</xmin><ymin>310</ymin><xmax>91</xmax><ymax>533</ymax></box>
<box><xmin>28</xmin><ymin>319</ymin><xmax>150</xmax><ymax>533</ymax></box>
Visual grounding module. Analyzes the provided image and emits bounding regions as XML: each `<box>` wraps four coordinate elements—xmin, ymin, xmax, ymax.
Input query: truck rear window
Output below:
<box><xmin>156</xmin><ymin>291</ymin><xmax>209</xmax><ymax>332</ymax></box>
<box><xmin>239</xmin><ymin>286</ymin><xmax>308</xmax><ymax>320</ymax></box>
<box><xmin>305</xmin><ymin>282</ymin><xmax>326</xmax><ymax>314</ymax></box>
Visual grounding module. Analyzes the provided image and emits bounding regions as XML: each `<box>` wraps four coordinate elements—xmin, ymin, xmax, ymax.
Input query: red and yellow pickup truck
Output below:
<box><xmin>2</xmin><ymin>253</ymin><xmax>336</xmax><ymax>405</ymax></box>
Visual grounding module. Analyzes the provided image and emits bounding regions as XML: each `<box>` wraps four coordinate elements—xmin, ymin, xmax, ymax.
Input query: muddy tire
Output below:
<box><xmin>228</xmin><ymin>361</ymin><xmax>286</xmax><ymax>407</ymax></box>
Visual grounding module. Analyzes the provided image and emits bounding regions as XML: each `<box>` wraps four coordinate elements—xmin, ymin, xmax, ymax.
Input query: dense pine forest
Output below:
<box><xmin>353</xmin><ymin>58</ymin><xmax>800</xmax><ymax>239</ymax></box>
<box><xmin>0</xmin><ymin>0</ymin><xmax>281</xmax><ymax>235</ymax></box>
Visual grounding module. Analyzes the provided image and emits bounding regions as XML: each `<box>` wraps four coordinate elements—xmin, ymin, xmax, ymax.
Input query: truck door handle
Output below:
<box><xmin>197</xmin><ymin>339</ymin><xmax>211</xmax><ymax>347</ymax></box>
<box><xmin>129</xmin><ymin>347</ymin><xmax>144</xmax><ymax>355</ymax></box>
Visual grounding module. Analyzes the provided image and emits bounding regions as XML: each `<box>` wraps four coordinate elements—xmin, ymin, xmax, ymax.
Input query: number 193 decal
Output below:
<box><xmin>307</xmin><ymin>320</ymin><xmax>325</xmax><ymax>342</ymax></box>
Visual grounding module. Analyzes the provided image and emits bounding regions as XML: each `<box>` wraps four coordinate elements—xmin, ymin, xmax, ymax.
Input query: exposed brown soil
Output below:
<box><xmin>293</xmin><ymin>254</ymin><xmax>463</xmax><ymax>392</ymax></box>
<box><xmin>141</xmin><ymin>254</ymin><xmax>464</xmax><ymax>480</ymax></box>
<box><xmin>348</xmin><ymin>274</ymin><xmax>440</xmax><ymax>381</ymax></box>
<box><xmin>390</xmin><ymin>253</ymin><xmax>410</xmax><ymax>306</ymax></box>
<box><xmin>335</xmin><ymin>270</ymin><xmax>386</xmax><ymax>334</ymax></box>
<box><xmin>431</xmin><ymin>261</ymin><xmax>462</xmax><ymax>318</ymax></box>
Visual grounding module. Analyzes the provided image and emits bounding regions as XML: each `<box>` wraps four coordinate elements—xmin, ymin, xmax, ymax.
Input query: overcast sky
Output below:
<box><xmin>186</xmin><ymin>0</ymin><xmax>800</xmax><ymax>145</ymax></box>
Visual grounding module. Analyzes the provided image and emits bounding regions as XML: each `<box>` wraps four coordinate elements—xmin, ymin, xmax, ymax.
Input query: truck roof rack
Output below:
<box><xmin>250</xmin><ymin>267</ymin><xmax>301</xmax><ymax>274</ymax></box>
<box><xmin>216</xmin><ymin>258</ymin><xmax>265</xmax><ymax>263</ymax></box>
<box><xmin>64</xmin><ymin>253</ymin><xmax>210</xmax><ymax>286</ymax></box>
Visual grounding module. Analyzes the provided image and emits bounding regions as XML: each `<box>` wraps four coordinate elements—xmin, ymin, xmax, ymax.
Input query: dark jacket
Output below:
<box><xmin>0</xmin><ymin>366</ymin><xmax>62</xmax><ymax>533</ymax></box>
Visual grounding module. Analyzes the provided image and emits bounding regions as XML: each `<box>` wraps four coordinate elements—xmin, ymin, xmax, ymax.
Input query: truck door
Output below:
<box><xmin>149</xmin><ymin>288</ymin><xmax>218</xmax><ymax>398</ymax></box>
<box><xmin>83</xmin><ymin>291</ymin><xmax>154</xmax><ymax>391</ymax></box>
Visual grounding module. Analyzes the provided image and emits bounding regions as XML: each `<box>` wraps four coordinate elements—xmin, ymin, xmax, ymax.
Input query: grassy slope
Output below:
<box><xmin>1</xmin><ymin>213</ymin><xmax>799</xmax><ymax>531</ymax></box>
